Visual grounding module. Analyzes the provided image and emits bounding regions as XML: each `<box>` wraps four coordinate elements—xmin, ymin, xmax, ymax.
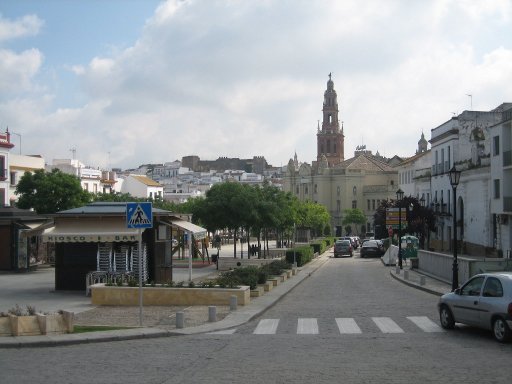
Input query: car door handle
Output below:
<box><xmin>473</xmin><ymin>301</ymin><xmax>478</xmax><ymax>305</ymax></box>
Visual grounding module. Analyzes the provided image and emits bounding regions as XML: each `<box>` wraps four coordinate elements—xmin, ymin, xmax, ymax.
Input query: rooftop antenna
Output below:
<box><xmin>70</xmin><ymin>147</ymin><xmax>76</xmax><ymax>160</ymax></box>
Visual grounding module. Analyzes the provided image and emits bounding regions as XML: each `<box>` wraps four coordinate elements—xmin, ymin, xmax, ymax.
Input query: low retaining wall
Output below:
<box><xmin>417</xmin><ymin>250</ymin><xmax>512</xmax><ymax>283</ymax></box>
<box><xmin>90</xmin><ymin>284</ymin><xmax>251</xmax><ymax>306</ymax></box>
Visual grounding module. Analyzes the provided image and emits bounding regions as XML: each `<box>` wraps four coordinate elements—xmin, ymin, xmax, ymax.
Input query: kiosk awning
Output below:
<box><xmin>41</xmin><ymin>220</ymin><xmax>139</xmax><ymax>243</ymax></box>
<box><xmin>162</xmin><ymin>218</ymin><xmax>207</xmax><ymax>240</ymax></box>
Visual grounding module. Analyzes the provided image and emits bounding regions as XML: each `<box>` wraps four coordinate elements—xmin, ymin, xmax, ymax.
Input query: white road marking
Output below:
<box><xmin>335</xmin><ymin>318</ymin><xmax>362</xmax><ymax>334</ymax></box>
<box><xmin>297</xmin><ymin>318</ymin><xmax>319</xmax><ymax>334</ymax></box>
<box><xmin>253</xmin><ymin>319</ymin><xmax>280</xmax><ymax>334</ymax></box>
<box><xmin>407</xmin><ymin>316</ymin><xmax>444</xmax><ymax>332</ymax></box>
<box><xmin>372</xmin><ymin>317</ymin><xmax>404</xmax><ymax>333</ymax></box>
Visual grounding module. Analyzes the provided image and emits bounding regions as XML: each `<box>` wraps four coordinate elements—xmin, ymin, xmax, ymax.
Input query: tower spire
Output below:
<box><xmin>316</xmin><ymin>74</ymin><xmax>344</xmax><ymax>166</ymax></box>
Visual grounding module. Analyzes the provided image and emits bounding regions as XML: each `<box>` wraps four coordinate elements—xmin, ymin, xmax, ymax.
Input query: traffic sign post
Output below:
<box><xmin>126</xmin><ymin>202</ymin><xmax>153</xmax><ymax>326</ymax></box>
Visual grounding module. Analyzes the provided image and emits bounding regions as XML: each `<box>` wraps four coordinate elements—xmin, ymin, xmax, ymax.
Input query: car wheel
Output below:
<box><xmin>439</xmin><ymin>305</ymin><xmax>455</xmax><ymax>330</ymax></box>
<box><xmin>492</xmin><ymin>317</ymin><xmax>511</xmax><ymax>343</ymax></box>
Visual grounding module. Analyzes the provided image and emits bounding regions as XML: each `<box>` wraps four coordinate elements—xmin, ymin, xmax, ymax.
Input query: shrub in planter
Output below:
<box><xmin>262</xmin><ymin>259</ymin><xmax>292</xmax><ymax>276</ymax></box>
<box><xmin>286</xmin><ymin>246</ymin><xmax>313</xmax><ymax>266</ymax></box>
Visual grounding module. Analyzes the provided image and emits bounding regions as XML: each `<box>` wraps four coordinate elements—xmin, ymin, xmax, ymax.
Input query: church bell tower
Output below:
<box><xmin>316</xmin><ymin>73</ymin><xmax>344</xmax><ymax>166</ymax></box>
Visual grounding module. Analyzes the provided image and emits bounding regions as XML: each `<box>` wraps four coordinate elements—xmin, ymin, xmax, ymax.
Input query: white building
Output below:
<box><xmin>429</xmin><ymin>105</ymin><xmax>509</xmax><ymax>255</ymax></box>
<box><xmin>0</xmin><ymin>130</ymin><xmax>14</xmax><ymax>206</ymax></box>
<box><xmin>48</xmin><ymin>159</ymin><xmax>117</xmax><ymax>194</ymax></box>
<box><xmin>8</xmin><ymin>154</ymin><xmax>45</xmax><ymax>204</ymax></box>
<box><xmin>121</xmin><ymin>175</ymin><xmax>164</xmax><ymax>199</ymax></box>
<box><xmin>490</xmin><ymin>105</ymin><xmax>512</xmax><ymax>257</ymax></box>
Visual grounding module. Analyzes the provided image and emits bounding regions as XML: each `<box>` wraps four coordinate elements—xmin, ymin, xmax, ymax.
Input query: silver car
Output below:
<box><xmin>438</xmin><ymin>272</ymin><xmax>512</xmax><ymax>342</ymax></box>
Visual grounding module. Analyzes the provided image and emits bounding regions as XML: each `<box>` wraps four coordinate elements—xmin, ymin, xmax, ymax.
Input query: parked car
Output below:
<box><xmin>360</xmin><ymin>240</ymin><xmax>384</xmax><ymax>258</ymax></box>
<box><xmin>438</xmin><ymin>272</ymin><xmax>512</xmax><ymax>342</ymax></box>
<box><xmin>334</xmin><ymin>240</ymin><xmax>353</xmax><ymax>258</ymax></box>
<box><xmin>340</xmin><ymin>236</ymin><xmax>356</xmax><ymax>249</ymax></box>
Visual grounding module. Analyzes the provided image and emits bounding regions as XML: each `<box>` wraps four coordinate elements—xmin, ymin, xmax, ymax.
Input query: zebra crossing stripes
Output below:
<box><xmin>297</xmin><ymin>318</ymin><xmax>319</xmax><ymax>334</ymax></box>
<box><xmin>253</xmin><ymin>319</ymin><xmax>280</xmax><ymax>334</ymax></box>
<box><xmin>335</xmin><ymin>318</ymin><xmax>362</xmax><ymax>334</ymax></box>
<box><xmin>407</xmin><ymin>316</ymin><xmax>444</xmax><ymax>333</ymax></box>
<box><xmin>372</xmin><ymin>317</ymin><xmax>404</xmax><ymax>333</ymax></box>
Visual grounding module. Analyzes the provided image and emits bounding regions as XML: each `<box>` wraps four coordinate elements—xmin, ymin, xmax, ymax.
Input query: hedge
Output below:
<box><xmin>286</xmin><ymin>246</ymin><xmax>314</xmax><ymax>267</ymax></box>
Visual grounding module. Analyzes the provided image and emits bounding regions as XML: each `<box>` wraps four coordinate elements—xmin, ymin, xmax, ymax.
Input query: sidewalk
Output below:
<box><xmin>389</xmin><ymin>265</ymin><xmax>451</xmax><ymax>296</ymax></box>
<box><xmin>0</xmin><ymin>246</ymin><xmax>330</xmax><ymax>348</ymax></box>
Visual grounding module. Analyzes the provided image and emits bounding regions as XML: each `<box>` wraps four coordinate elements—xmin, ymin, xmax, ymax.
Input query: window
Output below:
<box><xmin>367</xmin><ymin>200</ymin><xmax>371</xmax><ymax>210</ymax></box>
<box><xmin>352</xmin><ymin>200</ymin><xmax>357</xmax><ymax>209</ymax></box>
<box><xmin>493</xmin><ymin>136</ymin><xmax>500</xmax><ymax>156</ymax></box>
<box><xmin>337</xmin><ymin>186</ymin><xmax>340</xmax><ymax>196</ymax></box>
<box><xmin>337</xmin><ymin>200</ymin><xmax>341</xmax><ymax>213</ymax></box>
<box><xmin>314</xmin><ymin>184</ymin><xmax>317</xmax><ymax>194</ymax></box>
<box><xmin>305</xmin><ymin>186</ymin><xmax>308</xmax><ymax>195</ymax></box>
<box><xmin>372</xmin><ymin>200</ymin><xmax>375</xmax><ymax>210</ymax></box>
<box><xmin>10</xmin><ymin>171</ymin><xmax>16</xmax><ymax>186</ymax></box>
<box><xmin>483</xmin><ymin>277</ymin><xmax>503</xmax><ymax>297</ymax></box>
<box><xmin>448</xmin><ymin>146</ymin><xmax>451</xmax><ymax>169</ymax></box>
<box><xmin>83</xmin><ymin>183</ymin><xmax>89</xmax><ymax>191</ymax></box>
<box><xmin>460</xmin><ymin>276</ymin><xmax>485</xmax><ymax>296</ymax></box>
<box><xmin>494</xmin><ymin>179</ymin><xmax>500</xmax><ymax>199</ymax></box>
<box><xmin>296</xmin><ymin>186</ymin><xmax>299</xmax><ymax>194</ymax></box>
<box><xmin>0</xmin><ymin>156</ymin><xmax>5</xmax><ymax>179</ymax></box>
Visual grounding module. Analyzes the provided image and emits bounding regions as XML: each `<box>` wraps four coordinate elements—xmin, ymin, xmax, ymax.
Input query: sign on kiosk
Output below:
<box><xmin>126</xmin><ymin>202</ymin><xmax>153</xmax><ymax>229</ymax></box>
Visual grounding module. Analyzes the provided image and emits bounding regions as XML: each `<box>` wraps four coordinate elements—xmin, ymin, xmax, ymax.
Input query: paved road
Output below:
<box><xmin>1</xmin><ymin>251</ymin><xmax>511</xmax><ymax>384</ymax></box>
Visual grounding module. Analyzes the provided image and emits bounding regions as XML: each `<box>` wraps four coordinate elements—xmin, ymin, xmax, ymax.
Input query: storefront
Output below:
<box><xmin>38</xmin><ymin>202</ymin><xmax>207</xmax><ymax>290</ymax></box>
<box><xmin>0</xmin><ymin>206</ymin><xmax>49</xmax><ymax>271</ymax></box>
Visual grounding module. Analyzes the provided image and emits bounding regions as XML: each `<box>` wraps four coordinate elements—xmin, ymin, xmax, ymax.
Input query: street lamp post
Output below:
<box><xmin>449</xmin><ymin>166</ymin><xmax>461</xmax><ymax>291</ymax></box>
<box><xmin>396</xmin><ymin>189</ymin><xmax>404</xmax><ymax>269</ymax></box>
<box><xmin>420</xmin><ymin>196</ymin><xmax>426</xmax><ymax>249</ymax></box>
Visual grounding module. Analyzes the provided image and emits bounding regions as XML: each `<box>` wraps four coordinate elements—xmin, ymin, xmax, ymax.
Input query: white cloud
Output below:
<box><xmin>2</xmin><ymin>0</ymin><xmax>512</xmax><ymax>169</ymax></box>
<box><xmin>0</xmin><ymin>14</ymin><xmax>43</xmax><ymax>42</ymax></box>
<box><xmin>0</xmin><ymin>48</ymin><xmax>43</xmax><ymax>94</ymax></box>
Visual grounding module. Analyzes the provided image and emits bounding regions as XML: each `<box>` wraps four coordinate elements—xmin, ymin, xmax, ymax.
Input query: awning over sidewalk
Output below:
<box><xmin>161</xmin><ymin>218</ymin><xmax>207</xmax><ymax>240</ymax></box>
<box><xmin>41</xmin><ymin>219</ymin><xmax>139</xmax><ymax>243</ymax></box>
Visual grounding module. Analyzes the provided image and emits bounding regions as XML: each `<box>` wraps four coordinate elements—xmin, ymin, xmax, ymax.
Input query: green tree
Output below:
<box><xmin>15</xmin><ymin>169</ymin><xmax>91</xmax><ymax>214</ymax></box>
<box><xmin>342</xmin><ymin>208</ymin><xmax>366</xmax><ymax>235</ymax></box>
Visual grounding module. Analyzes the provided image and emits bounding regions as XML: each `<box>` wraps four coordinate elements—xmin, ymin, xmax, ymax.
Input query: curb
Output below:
<box><xmin>389</xmin><ymin>270</ymin><xmax>444</xmax><ymax>296</ymax></box>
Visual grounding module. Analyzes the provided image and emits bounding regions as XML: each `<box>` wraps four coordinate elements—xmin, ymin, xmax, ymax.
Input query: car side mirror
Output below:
<box><xmin>453</xmin><ymin>288</ymin><xmax>461</xmax><ymax>295</ymax></box>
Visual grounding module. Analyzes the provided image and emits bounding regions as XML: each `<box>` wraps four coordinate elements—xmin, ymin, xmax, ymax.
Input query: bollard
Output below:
<box><xmin>404</xmin><ymin>270</ymin><xmax>409</xmax><ymax>280</ymax></box>
<box><xmin>176</xmin><ymin>311</ymin><xmax>184</xmax><ymax>329</ymax></box>
<box><xmin>208</xmin><ymin>306</ymin><xmax>217</xmax><ymax>322</ymax></box>
<box><xmin>230</xmin><ymin>295</ymin><xmax>238</xmax><ymax>311</ymax></box>
<box><xmin>420</xmin><ymin>276</ymin><xmax>426</xmax><ymax>286</ymax></box>
<box><xmin>395</xmin><ymin>265</ymin><xmax>400</xmax><ymax>274</ymax></box>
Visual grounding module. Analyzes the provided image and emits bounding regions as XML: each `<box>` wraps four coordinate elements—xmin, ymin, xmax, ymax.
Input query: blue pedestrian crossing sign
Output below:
<box><xmin>126</xmin><ymin>202</ymin><xmax>153</xmax><ymax>229</ymax></box>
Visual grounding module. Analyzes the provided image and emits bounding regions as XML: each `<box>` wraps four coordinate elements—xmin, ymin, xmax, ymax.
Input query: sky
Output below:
<box><xmin>1</xmin><ymin>0</ymin><xmax>512</xmax><ymax>171</ymax></box>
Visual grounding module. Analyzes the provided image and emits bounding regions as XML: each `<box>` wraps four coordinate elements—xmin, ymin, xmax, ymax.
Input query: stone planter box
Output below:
<box><xmin>260</xmin><ymin>281</ymin><xmax>273</xmax><ymax>292</ymax></box>
<box><xmin>250</xmin><ymin>285</ymin><xmax>265</xmax><ymax>297</ymax></box>
<box><xmin>292</xmin><ymin>267</ymin><xmax>298</xmax><ymax>276</ymax></box>
<box><xmin>90</xmin><ymin>284</ymin><xmax>251</xmax><ymax>306</ymax></box>
<box><xmin>1</xmin><ymin>312</ymin><xmax>73</xmax><ymax>337</ymax></box>
<box><xmin>285</xmin><ymin>270</ymin><xmax>292</xmax><ymax>278</ymax></box>
<box><xmin>268</xmin><ymin>277</ymin><xmax>280</xmax><ymax>287</ymax></box>
<box><xmin>0</xmin><ymin>317</ymin><xmax>11</xmax><ymax>336</ymax></box>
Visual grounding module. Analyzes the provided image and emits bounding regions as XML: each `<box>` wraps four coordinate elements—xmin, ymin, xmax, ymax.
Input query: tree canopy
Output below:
<box><xmin>15</xmin><ymin>169</ymin><xmax>91</xmax><ymax>214</ymax></box>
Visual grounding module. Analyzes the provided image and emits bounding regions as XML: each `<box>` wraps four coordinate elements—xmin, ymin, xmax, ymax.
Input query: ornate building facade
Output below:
<box><xmin>284</xmin><ymin>75</ymin><xmax>398</xmax><ymax>236</ymax></box>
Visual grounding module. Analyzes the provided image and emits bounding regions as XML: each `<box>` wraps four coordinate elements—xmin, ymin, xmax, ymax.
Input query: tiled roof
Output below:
<box><xmin>131</xmin><ymin>175</ymin><xmax>163</xmax><ymax>187</ymax></box>
<box><xmin>337</xmin><ymin>154</ymin><xmax>395</xmax><ymax>172</ymax></box>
